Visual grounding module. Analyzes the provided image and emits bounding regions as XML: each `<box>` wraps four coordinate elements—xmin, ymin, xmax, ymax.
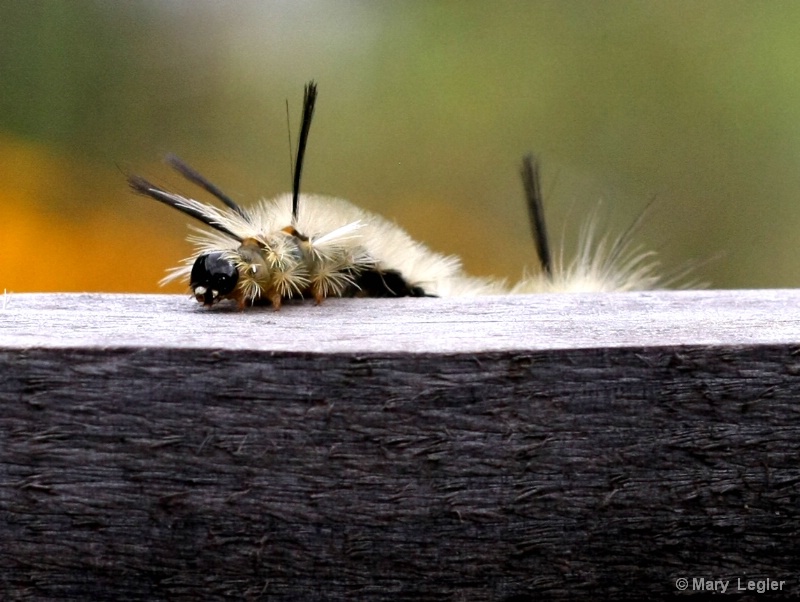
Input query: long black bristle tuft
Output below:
<box><xmin>292</xmin><ymin>81</ymin><xmax>318</xmax><ymax>222</ymax></box>
<box><xmin>521</xmin><ymin>154</ymin><xmax>552</xmax><ymax>277</ymax></box>
<box><xmin>165</xmin><ymin>154</ymin><xmax>251</xmax><ymax>222</ymax></box>
<box><xmin>128</xmin><ymin>175</ymin><xmax>243</xmax><ymax>242</ymax></box>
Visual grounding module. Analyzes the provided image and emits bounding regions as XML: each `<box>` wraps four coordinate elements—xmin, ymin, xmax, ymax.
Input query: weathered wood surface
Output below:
<box><xmin>2</xmin><ymin>291</ymin><xmax>800</xmax><ymax>600</ymax></box>
<box><xmin>3</xmin><ymin>289</ymin><xmax>800</xmax><ymax>351</ymax></box>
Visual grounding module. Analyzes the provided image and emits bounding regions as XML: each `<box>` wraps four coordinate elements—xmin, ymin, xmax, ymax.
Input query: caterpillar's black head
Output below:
<box><xmin>190</xmin><ymin>252</ymin><xmax>239</xmax><ymax>306</ymax></box>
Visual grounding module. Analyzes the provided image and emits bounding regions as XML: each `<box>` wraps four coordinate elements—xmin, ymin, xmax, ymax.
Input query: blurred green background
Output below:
<box><xmin>2</xmin><ymin>0</ymin><xmax>800</xmax><ymax>293</ymax></box>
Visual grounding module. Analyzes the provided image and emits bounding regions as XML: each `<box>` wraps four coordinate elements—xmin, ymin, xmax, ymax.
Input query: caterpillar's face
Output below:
<box><xmin>190</xmin><ymin>252</ymin><xmax>239</xmax><ymax>306</ymax></box>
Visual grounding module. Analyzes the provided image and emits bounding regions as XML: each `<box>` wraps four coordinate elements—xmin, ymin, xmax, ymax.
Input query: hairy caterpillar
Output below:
<box><xmin>129</xmin><ymin>81</ymin><xmax>672</xmax><ymax>310</ymax></box>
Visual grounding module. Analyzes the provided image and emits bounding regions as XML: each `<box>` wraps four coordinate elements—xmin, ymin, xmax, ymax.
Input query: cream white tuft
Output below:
<box><xmin>512</xmin><ymin>210</ymin><xmax>666</xmax><ymax>294</ymax></box>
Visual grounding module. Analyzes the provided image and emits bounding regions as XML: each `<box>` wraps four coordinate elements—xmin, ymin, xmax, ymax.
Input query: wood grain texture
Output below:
<box><xmin>2</xmin><ymin>291</ymin><xmax>800</xmax><ymax>600</ymax></box>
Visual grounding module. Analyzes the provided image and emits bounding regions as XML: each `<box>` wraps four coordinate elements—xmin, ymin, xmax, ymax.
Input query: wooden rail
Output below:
<box><xmin>1</xmin><ymin>291</ymin><xmax>800</xmax><ymax>600</ymax></box>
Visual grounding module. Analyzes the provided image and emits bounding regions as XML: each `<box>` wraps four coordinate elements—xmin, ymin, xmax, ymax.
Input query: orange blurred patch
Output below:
<box><xmin>0</xmin><ymin>136</ymin><xmax>189</xmax><ymax>293</ymax></box>
<box><xmin>388</xmin><ymin>196</ymin><xmax>523</xmax><ymax>281</ymax></box>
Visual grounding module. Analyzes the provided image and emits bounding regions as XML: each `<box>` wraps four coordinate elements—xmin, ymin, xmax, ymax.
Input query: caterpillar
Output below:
<box><xmin>128</xmin><ymin>81</ymin><xmax>672</xmax><ymax>310</ymax></box>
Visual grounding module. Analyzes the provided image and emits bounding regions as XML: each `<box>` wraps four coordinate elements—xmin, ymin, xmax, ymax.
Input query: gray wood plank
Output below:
<box><xmin>2</xmin><ymin>289</ymin><xmax>800</xmax><ymax>352</ymax></box>
<box><xmin>1</xmin><ymin>291</ymin><xmax>800</xmax><ymax>600</ymax></box>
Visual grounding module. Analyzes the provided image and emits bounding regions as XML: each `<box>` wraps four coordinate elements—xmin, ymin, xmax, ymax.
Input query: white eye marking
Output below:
<box><xmin>212</xmin><ymin>290</ymin><xmax>219</xmax><ymax>299</ymax></box>
<box><xmin>194</xmin><ymin>286</ymin><xmax>207</xmax><ymax>295</ymax></box>
<box><xmin>250</xmin><ymin>265</ymin><xmax>259</xmax><ymax>274</ymax></box>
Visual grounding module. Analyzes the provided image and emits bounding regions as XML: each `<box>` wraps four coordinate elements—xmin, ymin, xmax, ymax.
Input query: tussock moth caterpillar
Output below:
<box><xmin>129</xmin><ymin>81</ymin><xmax>677</xmax><ymax>310</ymax></box>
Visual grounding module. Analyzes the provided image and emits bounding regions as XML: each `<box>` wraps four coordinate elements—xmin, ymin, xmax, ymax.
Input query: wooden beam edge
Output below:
<box><xmin>1</xmin><ymin>289</ymin><xmax>799</xmax><ymax>353</ymax></box>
